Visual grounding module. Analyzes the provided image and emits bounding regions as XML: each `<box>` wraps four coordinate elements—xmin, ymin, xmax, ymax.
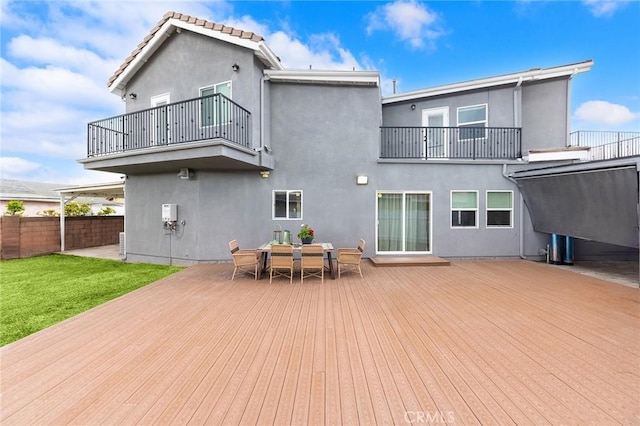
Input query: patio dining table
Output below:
<box><xmin>257</xmin><ymin>242</ymin><xmax>335</xmax><ymax>280</ymax></box>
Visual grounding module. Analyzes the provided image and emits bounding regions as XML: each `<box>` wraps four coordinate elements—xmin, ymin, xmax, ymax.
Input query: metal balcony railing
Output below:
<box><xmin>570</xmin><ymin>130</ymin><xmax>640</xmax><ymax>161</ymax></box>
<box><xmin>87</xmin><ymin>94</ymin><xmax>251</xmax><ymax>157</ymax></box>
<box><xmin>380</xmin><ymin>127</ymin><xmax>522</xmax><ymax>160</ymax></box>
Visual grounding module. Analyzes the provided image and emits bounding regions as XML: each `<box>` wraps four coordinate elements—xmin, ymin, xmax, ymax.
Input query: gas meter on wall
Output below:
<box><xmin>162</xmin><ymin>203</ymin><xmax>177</xmax><ymax>222</ymax></box>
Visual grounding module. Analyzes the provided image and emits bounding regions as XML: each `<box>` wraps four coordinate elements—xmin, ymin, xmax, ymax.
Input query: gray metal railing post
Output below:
<box><xmin>121</xmin><ymin>116</ymin><xmax>125</xmax><ymax>152</ymax></box>
<box><xmin>618</xmin><ymin>132</ymin><xmax>621</xmax><ymax>158</ymax></box>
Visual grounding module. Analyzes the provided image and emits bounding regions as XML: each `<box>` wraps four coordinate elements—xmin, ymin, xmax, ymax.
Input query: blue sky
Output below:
<box><xmin>1</xmin><ymin>0</ymin><xmax>639</xmax><ymax>184</ymax></box>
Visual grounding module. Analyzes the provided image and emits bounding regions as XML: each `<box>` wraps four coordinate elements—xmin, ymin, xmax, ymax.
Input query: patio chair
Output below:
<box><xmin>270</xmin><ymin>244</ymin><xmax>294</xmax><ymax>283</ymax></box>
<box><xmin>337</xmin><ymin>239</ymin><xmax>366</xmax><ymax>278</ymax></box>
<box><xmin>301</xmin><ymin>244</ymin><xmax>324</xmax><ymax>283</ymax></box>
<box><xmin>229</xmin><ymin>239</ymin><xmax>260</xmax><ymax>280</ymax></box>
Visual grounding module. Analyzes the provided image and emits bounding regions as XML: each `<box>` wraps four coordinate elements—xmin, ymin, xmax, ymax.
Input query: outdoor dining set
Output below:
<box><xmin>228</xmin><ymin>239</ymin><xmax>366</xmax><ymax>283</ymax></box>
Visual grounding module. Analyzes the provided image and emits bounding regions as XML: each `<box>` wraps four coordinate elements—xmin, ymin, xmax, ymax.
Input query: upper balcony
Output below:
<box><xmin>570</xmin><ymin>131</ymin><xmax>640</xmax><ymax>161</ymax></box>
<box><xmin>380</xmin><ymin>127</ymin><xmax>522</xmax><ymax>160</ymax></box>
<box><xmin>82</xmin><ymin>94</ymin><xmax>268</xmax><ymax>174</ymax></box>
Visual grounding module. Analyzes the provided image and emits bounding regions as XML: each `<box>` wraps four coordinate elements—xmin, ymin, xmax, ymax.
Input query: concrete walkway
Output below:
<box><xmin>60</xmin><ymin>244</ymin><xmax>121</xmax><ymax>261</ymax></box>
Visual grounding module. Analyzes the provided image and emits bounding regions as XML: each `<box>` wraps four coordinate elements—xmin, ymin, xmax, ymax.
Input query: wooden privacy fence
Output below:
<box><xmin>0</xmin><ymin>216</ymin><xmax>123</xmax><ymax>260</ymax></box>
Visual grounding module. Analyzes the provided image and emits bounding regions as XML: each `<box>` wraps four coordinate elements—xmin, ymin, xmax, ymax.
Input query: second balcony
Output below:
<box><xmin>82</xmin><ymin>94</ymin><xmax>265</xmax><ymax>174</ymax></box>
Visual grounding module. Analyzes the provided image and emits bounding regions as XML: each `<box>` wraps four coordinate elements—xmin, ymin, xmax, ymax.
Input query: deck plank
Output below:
<box><xmin>1</xmin><ymin>260</ymin><xmax>639</xmax><ymax>425</ymax></box>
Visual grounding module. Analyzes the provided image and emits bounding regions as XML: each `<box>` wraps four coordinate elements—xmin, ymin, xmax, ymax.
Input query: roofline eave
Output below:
<box><xmin>264</xmin><ymin>69</ymin><xmax>380</xmax><ymax>86</ymax></box>
<box><xmin>382</xmin><ymin>59</ymin><xmax>594</xmax><ymax>104</ymax></box>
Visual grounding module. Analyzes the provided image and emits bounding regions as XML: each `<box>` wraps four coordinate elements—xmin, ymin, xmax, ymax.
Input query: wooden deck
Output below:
<box><xmin>1</xmin><ymin>260</ymin><xmax>638</xmax><ymax>425</ymax></box>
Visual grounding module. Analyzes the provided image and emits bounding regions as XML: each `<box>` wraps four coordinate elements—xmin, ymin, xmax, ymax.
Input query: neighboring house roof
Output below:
<box><xmin>0</xmin><ymin>179</ymin><xmax>61</xmax><ymax>202</ymax></box>
<box><xmin>108</xmin><ymin>11</ymin><xmax>283</xmax><ymax>96</ymax></box>
<box><xmin>382</xmin><ymin>59</ymin><xmax>594</xmax><ymax>104</ymax></box>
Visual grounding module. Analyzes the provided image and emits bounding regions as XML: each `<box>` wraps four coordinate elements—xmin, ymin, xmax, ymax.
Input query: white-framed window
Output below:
<box><xmin>451</xmin><ymin>190</ymin><xmax>478</xmax><ymax>228</ymax></box>
<box><xmin>457</xmin><ymin>104</ymin><xmax>487</xmax><ymax>140</ymax></box>
<box><xmin>200</xmin><ymin>81</ymin><xmax>232</xmax><ymax>127</ymax></box>
<box><xmin>486</xmin><ymin>191</ymin><xmax>513</xmax><ymax>228</ymax></box>
<box><xmin>273</xmin><ymin>190</ymin><xmax>302</xmax><ymax>220</ymax></box>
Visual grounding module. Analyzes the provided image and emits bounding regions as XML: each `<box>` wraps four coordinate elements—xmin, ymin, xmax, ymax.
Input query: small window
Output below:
<box><xmin>273</xmin><ymin>190</ymin><xmax>302</xmax><ymax>219</ymax></box>
<box><xmin>457</xmin><ymin>104</ymin><xmax>487</xmax><ymax>140</ymax></box>
<box><xmin>487</xmin><ymin>191</ymin><xmax>513</xmax><ymax>227</ymax></box>
<box><xmin>200</xmin><ymin>81</ymin><xmax>232</xmax><ymax>127</ymax></box>
<box><xmin>451</xmin><ymin>191</ymin><xmax>478</xmax><ymax>228</ymax></box>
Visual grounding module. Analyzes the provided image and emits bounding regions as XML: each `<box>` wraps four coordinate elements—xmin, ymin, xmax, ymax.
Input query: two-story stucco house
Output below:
<box><xmin>82</xmin><ymin>11</ymin><xmax>631</xmax><ymax>266</ymax></box>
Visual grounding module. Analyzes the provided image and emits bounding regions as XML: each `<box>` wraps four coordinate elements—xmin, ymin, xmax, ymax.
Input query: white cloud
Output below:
<box><xmin>0</xmin><ymin>56</ymin><xmax>121</xmax><ymax>162</ymax></box>
<box><xmin>29</xmin><ymin>1</ymin><xmax>218</xmax><ymax>59</ymax></box>
<box><xmin>223</xmin><ymin>14</ymin><xmax>363</xmax><ymax>70</ymax></box>
<box><xmin>0</xmin><ymin>157</ymin><xmax>44</xmax><ymax>179</ymax></box>
<box><xmin>366</xmin><ymin>0</ymin><xmax>443</xmax><ymax>49</ymax></box>
<box><xmin>574</xmin><ymin>100</ymin><xmax>640</xmax><ymax>127</ymax></box>
<box><xmin>7</xmin><ymin>35</ymin><xmax>120</xmax><ymax>81</ymax></box>
<box><xmin>0</xmin><ymin>156</ymin><xmax>121</xmax><ymax>184</ymax></box>
<box><xmin>1</xmin><ymin>58</ymin><xmax>119</xmax><ymax>108</ymax></box>
<box><xmin>268</xmin><ymin>31</ymin><xmax>361</xmax><ymax>70</ymax></box>
<box><xmin>582</xmin><ymin>0</ymin><xmax>625</xmax><ymax>17</ymax></box>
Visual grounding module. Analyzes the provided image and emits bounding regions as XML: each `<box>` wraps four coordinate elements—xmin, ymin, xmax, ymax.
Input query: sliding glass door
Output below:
<box><xmin>377</xmin><ymin>192</ymin><xmax>431</xmax><ymax>254</ymax></box>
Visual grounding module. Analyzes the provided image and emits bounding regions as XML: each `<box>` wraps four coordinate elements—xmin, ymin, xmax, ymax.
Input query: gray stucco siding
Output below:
<box><xmin>521</xmin><ymin>78</ymin><xmax>569</xmax><ymax>151</ymax></box>
<box><xmin>125</xmin><ymin>82</ymin><xmax>384</xmax><ymax>264</ymax></box>
<box><xmin>123</xmin><ymin>78</ymin><xmax>550</xmax><ymax>264</ymax></box>
<box><xmin>266</xmin><ymin>82</ymin><xmax>382</xmax><ymax>254</ymax></box>
<box><xmin>382</xmin><ymin>86</ymin><xmax>516</xmax><ymax>128</ymax></box>
<box><xmin>373</xmin><ymin>162</ymin><xmax>534</xmax><ymax>257</ymax></box>
<box><xmin>125</xmin><ymin>174</ymin><xmax>201</xmax><ymax>265</ymax></box>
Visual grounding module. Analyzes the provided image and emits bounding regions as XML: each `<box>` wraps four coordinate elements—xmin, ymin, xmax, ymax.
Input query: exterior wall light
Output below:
<box><xmin>356</xmin><ymin>175</ymin><xmax>368</xmax><ymax>185</ymax></box>
<box><xmin>129</xmin><ymin>93</ymin><xmax>137</xmax><ymax>100</ymax></box>
<box><xmin>232</xmin><ymin>63</ymin><xmax>240</xmax><ymax>72</ymax></box>
<box><xmin>410</xmin><ymin>104</ymin><xmax>416</xmax><ymax>110</ymax></box>
<box><xmin>260</xmin><ymin>171</ymin><xmax>270</xmax><ymax>179</ymax></box>
<box><xmin>177</xmin><ymin>168</ymin><xmax>193</xmax><ymax>180</ymax></box>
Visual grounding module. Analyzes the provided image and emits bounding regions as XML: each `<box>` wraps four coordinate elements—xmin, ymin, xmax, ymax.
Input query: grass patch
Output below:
<box><xmin>0</xmin><ymin>255</ymin><xmax>183</xmax><ymax>346</ymax></box>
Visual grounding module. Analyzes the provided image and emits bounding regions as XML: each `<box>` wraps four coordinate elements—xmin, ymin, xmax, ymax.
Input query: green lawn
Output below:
<box><xmin>0</xmin><ymin>255</ymin><xmax>183</xmax><ymax>346</ymax></box>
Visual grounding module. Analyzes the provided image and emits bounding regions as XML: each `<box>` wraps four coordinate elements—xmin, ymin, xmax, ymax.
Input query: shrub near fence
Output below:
<box><xmin>0</xmin><ymin>216</ymin><xmax>124</xmax><ymax>260</ymax></box>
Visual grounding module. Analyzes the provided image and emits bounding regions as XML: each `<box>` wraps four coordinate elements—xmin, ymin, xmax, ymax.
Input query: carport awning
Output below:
<box><xmin>56</xmin><ymin>182</ymin><xmax>125</xmax><ymax>199</ymax></box>
<box><xmin>512</xmin><ymin>162</ymin><xmax>639</xmax><ymax>248</ymax></box>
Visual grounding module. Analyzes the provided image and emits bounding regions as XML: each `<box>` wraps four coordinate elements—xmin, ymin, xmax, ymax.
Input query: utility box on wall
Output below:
<box><xmin>161</xmin><ymin>204</ymin><xmax>177</xmax><ymax>222</ymax></box>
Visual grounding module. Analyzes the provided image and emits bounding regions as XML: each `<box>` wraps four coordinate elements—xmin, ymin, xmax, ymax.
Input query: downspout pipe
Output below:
<box><xmin>508</xmin><ymin>77</ymin><xmax>527</xmax><ymax>259</ymax></box>
<box><xmin>259</xmin><ymin>74</ymin><xmax>270</xmax><ymax>152</ymax></box>
<box><xmin>513</xmin><ymin>76</ymin><xmax>523</xmax><ymax>128</ymax></box>
<box><xmin>502</xmin><ymin>164</ymin><xmax>527</xmax><ymax>259</ymax></box>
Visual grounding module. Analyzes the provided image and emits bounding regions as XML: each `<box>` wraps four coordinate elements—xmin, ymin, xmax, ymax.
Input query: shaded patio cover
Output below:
<box><xmin>513</xmin><ymin>164</ymin><xmax>639</xmax><ymax>248</ymax></box>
